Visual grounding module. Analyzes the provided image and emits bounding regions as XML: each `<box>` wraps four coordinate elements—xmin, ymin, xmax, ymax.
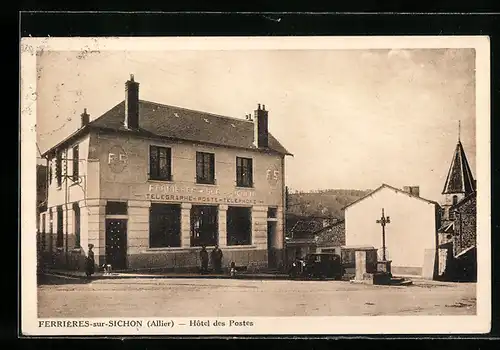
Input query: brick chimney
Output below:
<box><xmin>81</xmin><ymin>108</ymin><xmax>90</xmax><ymax>127</ymax></box>
<box><xmin>253</xmin><ymin>103</ymin><xmax>269</xmax><ymax>148</ymax></box>
<box><xmin>125</xmin><ymin>74</ymin><xmax>140</xmax><ymax>129</ymax></box>
<box><xmin>403</xmin><ymin>186</ymin><xmax>420</xmax><ymax>197</ymax></box>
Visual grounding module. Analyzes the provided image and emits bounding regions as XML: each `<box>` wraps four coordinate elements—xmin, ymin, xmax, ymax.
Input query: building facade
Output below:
<box><xmin>440</xmin><ymin>138</ymin><xmax>476</xmax><ymax>222</ymax></box>
<box><xmin>343</xmin><ymin>184</ymin><xmax>441</xmax><ymax>278</ymax></box>
<box><xmin>451</xmin><ymin>191</ymin><xmax>477</xmax><ymax>256</ymax></box>
<box><xmin>38</xmin><ymin>75</ymin><xmax>291</xmax><ymax>272</ymax></box>
<box><xmin>437</xmin><ymin>135</ymin><xmax>476</xmax><ymax>281</ymax></box>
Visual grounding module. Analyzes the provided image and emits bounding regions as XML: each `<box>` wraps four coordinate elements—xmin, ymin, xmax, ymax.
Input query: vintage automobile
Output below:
<box><xmin>289</xmin><ymin>253</ymin><xmax>343</xmax><ymax>280</ymax></box>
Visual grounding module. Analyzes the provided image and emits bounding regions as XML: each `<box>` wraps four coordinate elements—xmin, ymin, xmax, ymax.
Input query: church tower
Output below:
<box><xmin>441</xmin><ymin>122</ymin><xmax>476</xmax><ymax>220</ymax></box>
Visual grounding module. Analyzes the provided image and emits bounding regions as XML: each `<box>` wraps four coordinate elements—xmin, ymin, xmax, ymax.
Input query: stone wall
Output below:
<box><xmin>453</xmin><ymin>193</ymin><xmax>476</xmax><ymax>256</ymax></box>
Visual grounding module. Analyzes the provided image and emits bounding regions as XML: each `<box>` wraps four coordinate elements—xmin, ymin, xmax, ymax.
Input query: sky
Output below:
<box><xmin>36</xmin><ymin>48</ymin><xmax>476</xmax><ymax>202</ymax></box>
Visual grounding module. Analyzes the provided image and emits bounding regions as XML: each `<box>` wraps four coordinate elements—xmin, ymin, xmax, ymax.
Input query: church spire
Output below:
<box><xmin>442</xmin><ymin>130</ymin><xmax>475</xmax><ymax>195</ymax></box>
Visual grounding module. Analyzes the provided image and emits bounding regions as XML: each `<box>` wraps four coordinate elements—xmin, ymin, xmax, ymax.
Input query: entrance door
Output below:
<box><xmin>105</xmin><ymin>219</ymin><xmax>128</xmax><ymax>270</ymax></box>
<box><xmin>267</xmin><ymin>221</ymin><xmax>277</xmax><ymax>269</ymax></box>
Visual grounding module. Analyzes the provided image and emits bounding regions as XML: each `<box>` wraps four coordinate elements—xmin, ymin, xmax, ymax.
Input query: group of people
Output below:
<box><xmin>83</xmin><ymin>244</ymin><xmax>226</xmax><ymax>277</ymax></box>
<box><xmin>199</xmin><ymin>245</ymin><xmax>224</xmax><ymax>274</ymax></box>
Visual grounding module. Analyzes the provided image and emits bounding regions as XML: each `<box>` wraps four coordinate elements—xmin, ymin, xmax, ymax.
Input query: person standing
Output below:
<box><xmin>199</xmin><ymin>246</ymin><xmax>209</xmax><ymax>274</ymax></box>
<box><xmin>85</xmin><ymin>244</ymin><xmax>95</xmax><ymax>277</ymax></box>
<box><xmin>211</xmin><ymin>245</ymin><xmax>223</xmax><ymax>273</ymax></box>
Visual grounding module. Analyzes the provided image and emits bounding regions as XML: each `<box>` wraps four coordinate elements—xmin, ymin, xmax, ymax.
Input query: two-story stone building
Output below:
<box><xmin>38</xmin><ymin>74</ymin><xmax>292</xmax><ymax>272</ymax></box>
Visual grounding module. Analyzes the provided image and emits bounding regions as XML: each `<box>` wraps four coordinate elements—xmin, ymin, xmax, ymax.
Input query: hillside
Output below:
<box><xmin>287</xmin><ymin>188</ymin><xmax>372</xmax><ymax>219</ymax></box>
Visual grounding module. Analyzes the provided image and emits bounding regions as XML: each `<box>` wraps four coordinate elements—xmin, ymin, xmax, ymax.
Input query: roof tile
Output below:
<box><xmin>89</xmin><ymin>100</ymin><xmax>291</xmax><ymax>155</ymax></box>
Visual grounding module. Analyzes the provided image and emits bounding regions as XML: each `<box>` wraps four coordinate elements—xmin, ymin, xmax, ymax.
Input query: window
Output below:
<box><xmin>267</xmin><ymin>207</ymin><xmax>278</xmax><ymax>218</ymax></box>
<box><xmin>449</xmin><ymin>209</ymin><xmax>455</xmax><ymax>220</ymax></box>
<box><xmin>72</xmin><ymin>145</ymin><xmax>79</xmax><ymax>182</ymax></box>
<box><xmin>48</xmin><ymin>158</ymin><xmax>52</xmax><ymax>185</ymax></box>
<box><xmin>149</xmin><ymin>204</ymin><xmax>181</xmax><ymax>248</ymax></box>
<box><xmin>190</xmin><ymin>205</ymin><xmax>218</xmax><ymax>247</ymax></box>
<box><xmin>49</xmin><ymin>210</ymin><xmax>53</xmax><ymax>251</ymax></box>
<box><xmin>41</xmin><ymin>213</ymin><xmax>46</xmax><ymax>233</ymax></box>
<box><xmin>227</xmin><ymin>206</ymin><xmax>252</xmax><ymax>246</ymax></box>
<box><xmin>56</xmin><ymin>206</ymin><xmax>63</xmax><ymax>247</ymax></box>
<box><xmin>106</xmin><ymin>201</ymin><xmax>128</xmax><ymax>215</ymax></box>
<box><xmin>452</xmin><ymin>195</ymin><xmax>458</xmax><ymax>206</ymax></box>
<box><xmin>55</xmin><ymin>152</ymin><xmax>62</xmax><ymax>187</ymax></box>
<box><xmin>73</xmin><ymin>203</ymin><xmax>80</xmax><ymax>248</ymax></box>
<box><xmin>196</xmin><ymin>152</ymin><xmax>215</xmax><ymax>184</ymax></box>
<box><xmin>41</xmin><ymin>213</ymin><xmax>46</xmax><ymax>251</ymax></box>
<box><xmin>149</xmin><ymin>146</ymin><xmax>172</xmax><ymax>181</ymax></box>
<box><xmin>236</xmin><ymin>157</ymin><xmax>253</xmax><ymax>187</ymax></box>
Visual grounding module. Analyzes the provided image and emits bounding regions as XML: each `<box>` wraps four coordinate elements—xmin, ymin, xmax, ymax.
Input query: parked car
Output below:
<box><xmin>289</xmin><ymin>253</ymin><xmax>342</xmax><ymax>280</ymax></box>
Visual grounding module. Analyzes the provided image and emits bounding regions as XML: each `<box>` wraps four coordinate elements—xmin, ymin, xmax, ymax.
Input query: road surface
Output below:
<box><xmin>37</xmin><ymin>275</ymin><xmax>476</xmax><ymax>318</ymax></box>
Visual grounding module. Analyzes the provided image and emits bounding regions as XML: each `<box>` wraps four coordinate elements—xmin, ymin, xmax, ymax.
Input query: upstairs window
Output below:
<box><xmin>196</xmin><ymin>152</ymin><xmax>215</xmax><ymax>184</ymax></box>
<box><xmin>149</xmin><ymin>146</ymin><xmax>172</xmax><ymax>181</ymax></box>
<box><xmin>48</xmin><ymin>158</ymin><xmax>53</xmax><ymax>185</ymax></box>
<box><xmin>236</xmin><ymin>157</ymin><xmax>253</xmax><ymax>187</ymax></box>
<box><xmin>55</xmin><ymin>151</ymin><xmax>62</xmax><ymax>187</ymax></box>
<box><xmin>72</xmin><ymin>145</ymin><xmax>79</xmax><ymax>182</ymax></box>
<box><xmin>449</xmin><ymin>209</ymin><xmax>455</xmax><ymax>220</ymax></box>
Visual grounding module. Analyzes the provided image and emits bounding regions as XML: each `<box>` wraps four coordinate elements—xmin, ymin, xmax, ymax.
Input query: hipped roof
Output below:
<box><xmin>42</xmin><ymin>100</ymin><xmax>292</xmax><ymax>157</ymax></box>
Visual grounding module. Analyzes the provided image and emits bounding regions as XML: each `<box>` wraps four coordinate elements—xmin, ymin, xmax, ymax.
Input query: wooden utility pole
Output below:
<box><xmin>376</xmin><ymin>208</ymin><xmax>391</xmax><ymax>261</ymax></box>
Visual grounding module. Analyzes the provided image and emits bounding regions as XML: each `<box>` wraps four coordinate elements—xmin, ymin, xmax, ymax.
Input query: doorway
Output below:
<box><xmin>267</xmin><ymin>221</ymin><xmax>277</xmax><ymax>269</ymax></box>
<box><xmin>105</xmin><ymin>219</ymin><xmax>128</xmax><ymax>270</ymax></box>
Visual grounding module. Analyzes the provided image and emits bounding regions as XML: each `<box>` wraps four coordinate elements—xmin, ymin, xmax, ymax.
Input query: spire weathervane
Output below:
<box><xmin>458</xmin><ymin>120</ymin><xmax>461</xmax><ymax>142</ymax></box>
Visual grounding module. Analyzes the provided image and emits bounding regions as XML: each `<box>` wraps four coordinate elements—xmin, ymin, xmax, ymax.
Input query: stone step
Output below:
<box><xmin>391</xmin><ymin>277</ymin><xmax>405</xmax><ymax>283</ymax></box>
<box><xmin>390</xmin><ymin>278</ymin><xmax>413</xmax><ymax>286</ymax></box>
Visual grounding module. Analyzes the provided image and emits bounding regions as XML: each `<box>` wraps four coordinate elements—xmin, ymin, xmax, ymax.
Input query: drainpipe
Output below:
<box><xmin>282</xmin><ymin>158</ymin><xmax>287</xmax><ymax>270</ymax></box>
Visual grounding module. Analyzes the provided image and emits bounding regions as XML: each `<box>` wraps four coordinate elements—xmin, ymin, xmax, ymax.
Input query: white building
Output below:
<box><xmin>343</xmin><ymin>184</ymin><xmax>441</xmax><ymax>278</ymax></box>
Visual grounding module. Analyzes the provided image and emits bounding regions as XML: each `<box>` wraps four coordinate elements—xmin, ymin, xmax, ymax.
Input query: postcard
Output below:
<box><xmin>20</xmin><ymin>35</ymin><xmax>491</xmax><ymax>336</ymax></box>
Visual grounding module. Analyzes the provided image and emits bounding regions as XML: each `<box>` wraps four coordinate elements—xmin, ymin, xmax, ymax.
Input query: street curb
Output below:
<box><xmin>42</xmin><ymin>271</ymin><xmax>292</xmax><ymax>281</ymax></box>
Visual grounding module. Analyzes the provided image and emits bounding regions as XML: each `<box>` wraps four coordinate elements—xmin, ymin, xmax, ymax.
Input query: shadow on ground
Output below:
<box><xmin>37</xmin><ymin>274</ymin><xmax>93</xmax><ymax>286</ymax></box>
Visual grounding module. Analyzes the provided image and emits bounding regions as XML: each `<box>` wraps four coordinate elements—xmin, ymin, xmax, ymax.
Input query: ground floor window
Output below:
<box><xmin>191</xmin><ymin>205</ymin><xmax>218</xmax><ymax>247</ymax></box>
<box><xmin>56</xmin><ymin>206</ymin><xmax>63</xmax><ymax>247</ymax></box>
<box><xmin>227</xmin><ymin>206</ymin><xmax>252</xmax><ymax>246</ymax></box>
<box><xmin>106</xmin><ymin>201</ymin><xmax>128</xmax><ymax>215</ymax></box>
<box><xmin>73</xmin><ymin>203</ymin><xmax>81</xmax><ymax>248</ymax></box>
<box><xmin>149</xmin><ymin>203</ymin><xmax>181</xmax><ymax>248</ymax></box>
<box><xmin>41</xmin><ymin>213</ymin><xmax>46</xmax><ymax>251</ymax></box>
<box><xmin>49</xmin><ymin>210</ymin><xmax>53</xmax><ymax>252</ymax></box>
